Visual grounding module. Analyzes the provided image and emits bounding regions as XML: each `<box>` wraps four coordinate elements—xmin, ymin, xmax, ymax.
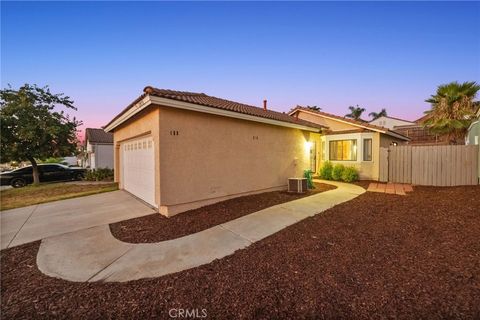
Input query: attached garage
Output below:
<box><xmin>120</xmin><ymin>136</ymin><xmax>156</xmax><ymax>207</ymax></box>
<box><xmin>105</xmin><ymin>87</ymin><xmax>324</xmax><ymax>217</ymax></box>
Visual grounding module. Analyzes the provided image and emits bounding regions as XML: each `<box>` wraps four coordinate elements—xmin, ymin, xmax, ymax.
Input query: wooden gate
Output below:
<box><xmin>379</xmin><ymin>145</ymin><xmax>479</xmax><ymax>186</ymax></box>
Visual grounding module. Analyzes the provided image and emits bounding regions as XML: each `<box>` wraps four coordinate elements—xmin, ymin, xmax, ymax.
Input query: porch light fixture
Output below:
<box><xmin>304</xmin><ymin>141</ymin><xmax>313</xmax><ymax>151</ymax></box>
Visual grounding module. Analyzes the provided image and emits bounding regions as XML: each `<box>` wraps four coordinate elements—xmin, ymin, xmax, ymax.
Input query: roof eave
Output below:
<box><xmin>384</xmin><ymin>130</ymin><xmax>411</xmax><ymax>141</ymax></box>
<box><xmin>105</xmin><ymin>95</ymin><xmax>324</xmax><ymax>133</ymax></box>
<box><xmin>289</xmin><ymin>107</ymin><xmax>389</xmax><ymax>134</ymax></box>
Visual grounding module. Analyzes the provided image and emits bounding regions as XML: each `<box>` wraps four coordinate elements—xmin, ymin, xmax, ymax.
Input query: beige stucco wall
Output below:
<box><xmin>370</xmin><ymin>116</ymin><xmax>414</xmax><ymax>129</ymax></box>
<box><xmin>294</xmin><ymin>110</ymin><xmax>358</xmax><ymax>131</ymax></box>
<box><xmin>112</xmin><ymin>107</ymin><xmax>161</xmax><ymax>207</ymax></box>
<box><xmin>295</xmin><ymin>109</ymin><xmax>408</xmax><ymax>180</ymax></box>
<box><xmin>157</xmin><ymin>106</ymin><xmax>321</xmax><ymax>216</ymax></box>
<box><xmin>379</xmin><ymin>134</ymin><xmax>404</xmax><ymax>148</ymax></box>
<box><xmin>319</xmin><ymin>131</ymin><xmax>380</xmax><ymax>180</ymax></box>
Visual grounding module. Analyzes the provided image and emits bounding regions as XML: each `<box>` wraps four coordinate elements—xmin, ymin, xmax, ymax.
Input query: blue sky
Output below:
<box><xmin>2</xmin><ymin>1</ymin><xmax>479</xmax><ymax>136</ymax></box>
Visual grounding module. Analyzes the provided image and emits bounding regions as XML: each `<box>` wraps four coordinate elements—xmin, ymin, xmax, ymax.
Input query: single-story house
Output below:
<box><xmin>84</xmin><ymin>128</ymin><xmax>114</xmax><ymax>169</ymax></box>
<box><xmin>288</xmin><ymin>107</ymin><xmax>410</xmax><ymax>180</ymax></box>
<box><xmin>104</xmin><ymin>87</ymin><xmax>325</xmax><ymax>216</ymax></box>
<box><xmin>369</xmin><ymin>115</ymin><xmax>415</xmax><ymax>130</ymax></box>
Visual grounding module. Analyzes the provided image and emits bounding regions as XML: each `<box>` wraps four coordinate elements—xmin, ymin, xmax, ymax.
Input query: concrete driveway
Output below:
<box><xmin>1</xmin><ymin>190</ymin><xmax>156</xmax><ymax>250</ymax></box>
<box><xmin>36</xmin><ymin>180</ymin><xmax>365</xmax><ymax>282</ymax></box>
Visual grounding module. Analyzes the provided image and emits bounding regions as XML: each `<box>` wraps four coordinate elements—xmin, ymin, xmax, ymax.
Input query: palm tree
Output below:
<box><xmin>423</xmin><ymin>81</ymin><xmax>480</xmax><ymax>144</ymax></box>
<box><xmin>345</xmin><ymin>105</ymin><xmax>366</xmax><ymax>121</ymax></box>
<box><xmin>369</xmin><ymin>108</ymin><xmax>388</xmax><ymax>120</ymax></box>
<box><xmin>307</xmin><ymin>105</ymin><xmax>321</xmax><ymax>111</ymax></box>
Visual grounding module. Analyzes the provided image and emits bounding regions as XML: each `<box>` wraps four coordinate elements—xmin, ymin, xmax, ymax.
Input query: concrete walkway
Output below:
<box><xmin>1</xmin><ymin>190</ymin><xmax>155</xmax><ymax>250</ymax></box>
<box><xmin>37</xmin><ymin>180</ymin><xmax>365</xmax><ymax>282</ymax></box>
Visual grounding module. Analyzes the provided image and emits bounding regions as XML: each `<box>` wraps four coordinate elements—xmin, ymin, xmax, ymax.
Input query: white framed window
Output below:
<box><xmin>363</xmin><ymin>138</ymin><xmax>372</xmax><ymax>161</ymax></box>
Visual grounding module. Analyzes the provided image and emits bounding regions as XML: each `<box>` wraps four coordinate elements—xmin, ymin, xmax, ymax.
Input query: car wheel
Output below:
<box><xmin>11</xmin><ymin>178</ymin><xmax>26</xmax><ymax>188</ymax></box>
<box><xmin>75</xmin><ymin>173</ymin><xmax>84</xmax><ymax>181</ymax></box>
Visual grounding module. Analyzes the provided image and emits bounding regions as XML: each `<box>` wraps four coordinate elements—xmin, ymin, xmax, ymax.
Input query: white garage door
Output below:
<box><xmin>121</xmin><ymin>136</ymin><xmax>156</xmax><ymax>207</ymax></box>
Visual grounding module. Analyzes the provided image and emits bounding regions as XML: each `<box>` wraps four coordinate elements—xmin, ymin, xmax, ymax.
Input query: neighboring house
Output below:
<box><xmin>466</xmin><ymin>108</ymin><xmax>480</xmax><ymax>181</ymax></box>
<box><xmin>393</xmin><ymin>114</ymin><xmax>450</xmax><ymax>145</ymax></box>
<box><xmin>369</xmin><ymin>115</ymin><xmax>415</xmax><ymax>129</ymax></box>
<box><xmin>466</xmin><ymin>108</ymin><xmax>480</xmax><ymax>146</ymax></box>
<box><xmin>288</xmin><ymin>107</ymin><xmax>409</xmax><ymax>181</ymax></box>
<box><xmin>104</xmin><ymin>87</ymin><xmax>325</xmax><ymax>216</ymax></box>
<box><xmin>62</xmin><ymin>156</ymin><xmax>79</xmax><ymax>166</ymax></box>
<box><xmin>84</xmin><ymin>128</ymin><xmax>114</xmax><ymax>169</ymax></box>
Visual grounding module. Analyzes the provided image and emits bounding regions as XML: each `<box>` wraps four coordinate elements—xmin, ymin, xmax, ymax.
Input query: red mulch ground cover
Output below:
<box><xmin>110</xmin><ymin>182</ymin><xmax>337</xmax><ymax>243</ymax></box>
<box><xmin>1</xmin><ymin>185</ymin><xmax>479</xmax><ymax>319</ymax></box>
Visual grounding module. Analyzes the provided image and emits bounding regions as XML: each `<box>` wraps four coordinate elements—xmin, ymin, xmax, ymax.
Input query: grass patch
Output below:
<box><xmin>0</xmin><ymin>183</ymin><xmax>118</xmax><ymax>210</ymax></box>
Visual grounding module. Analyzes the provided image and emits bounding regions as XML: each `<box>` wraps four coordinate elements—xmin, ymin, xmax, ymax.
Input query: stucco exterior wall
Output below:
<box><xmin>112</xmin><ymin>107</ymin><xmax>161</xmax><ymax>207</ymax></box>
<box><xmin>379</xmin><ymin>134</ymin><xmax>404</xmax><ymax>148</ymax></box>
<box><xmin>320</xmin><ymin>132</ymin><xmax>380</xmax><ymax>180</ymax></box>
<box><xmin>370</xmin><ymin>116</ymin><xmax>414</xmax><ymax>129</ymax></box>
<box><xmin>294</xmin><ymin>111</ymin><xmax>357</xmax><ymax>131</ymax></box>
<box><xmin>466</xmin><ymin>120</ymin><xmax>479</xmax><ymax>179</ymax></box>
<box><xmin>157</xmin><ymin>106</ymin><xmax>320</xmax><ymax>216</ymax></box>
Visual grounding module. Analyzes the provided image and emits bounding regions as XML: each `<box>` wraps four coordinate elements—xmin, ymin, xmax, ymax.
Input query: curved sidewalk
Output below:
<box><xmin>37</xmin><ymin>180</ymin><xmax>365</xmax><ymax>282</ymax></box>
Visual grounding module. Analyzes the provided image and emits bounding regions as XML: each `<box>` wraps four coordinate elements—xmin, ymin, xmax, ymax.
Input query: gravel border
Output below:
<box><xmin>2</xmin><ymin>185</ymin><xmax>479</xmax><ymax>319</ymax></box>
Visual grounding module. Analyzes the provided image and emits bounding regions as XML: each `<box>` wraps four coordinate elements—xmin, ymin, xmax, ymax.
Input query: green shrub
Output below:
<box><xmin>84</xmin><ymin>168</ymin><xmax>114</xmax><ymax>181</ymax></box>
<box><xmin>318</xmin><ymin>161</ymin><xmax>334</xmax><ymax>180</ymax></box>
<box><xmin>303</xmin><ymin>169</ymin><xmax>315</xmax><ymax>189</ymax></box>
<box><xmin>332</xmin><ymin>164</ymin><xmax>345</xmax><ymax>181</ymax></box>
<box><xmin>341</xmin><ymin>166</ymin><xmax>359</xmax><ymax>182</ymax></box>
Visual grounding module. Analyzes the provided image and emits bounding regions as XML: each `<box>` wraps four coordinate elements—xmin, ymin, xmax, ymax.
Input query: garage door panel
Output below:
<box><xmin>121</xmin><ymin>137</ymin><xmax>156</xmax><ymax>207</ymax></box>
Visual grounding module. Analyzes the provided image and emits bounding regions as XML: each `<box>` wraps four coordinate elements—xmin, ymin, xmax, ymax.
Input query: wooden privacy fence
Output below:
<box><xmin>379</xmin><ymin>145</ymin><xmax>479</xmax><ymax>186</ymax></box>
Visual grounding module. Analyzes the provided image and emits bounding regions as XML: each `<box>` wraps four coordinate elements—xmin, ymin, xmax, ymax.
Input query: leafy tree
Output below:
<box><xmin>423</xmin><ymin>81</ymin><xmax>480</xmax><ymax>144</ymax></box>
<box><xmin>307</xmin><ymin>105</ymin><xmax>322</xmax><ymax>111</ymax></box>
<box><xmin>345</xmin><ymin>105</ymin><xmax>366</xmax><ymax>121</ymax></box>
<box><xmin>0</xmin><ymin>84</ymin><xmax>81</xmax><ymax>184</ymax></box>
<box><xmin>369</xmin><ymin>108</ymin><xmax>388</xmax><ymax>120</ymax></box>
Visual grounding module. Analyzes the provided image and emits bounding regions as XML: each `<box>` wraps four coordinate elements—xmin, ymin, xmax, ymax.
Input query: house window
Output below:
<box><xmin>363</xmin><ymin>139</ymin><xmax>372</xmax><ymax>161</ymax></box>
<box><xmin>329</xmin><ymin>140</ymin><xmax>357</xmax><ymax>161</ymax></box>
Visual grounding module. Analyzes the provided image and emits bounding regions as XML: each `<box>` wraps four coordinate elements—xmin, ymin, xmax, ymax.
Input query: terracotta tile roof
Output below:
<box><xmin>85</xmin><ymin>128</ymin><xmax>113</xmax><ymax>144</ymax></box>
<box><xmin>289</xmin><ymin>106</ymin><xmax>410</xmax><ymax>140</ymax></box>
<box><xmin>143</xmin><ymin>87</ymin><xmax>326</xmax><ymax>130</ymax></box>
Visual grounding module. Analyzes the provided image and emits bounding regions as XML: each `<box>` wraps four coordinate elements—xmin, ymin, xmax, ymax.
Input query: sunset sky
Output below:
<box><xmin>2</xmin><ymin>1</ymin><xmax>479</xmax><ymax>140</ymax></box>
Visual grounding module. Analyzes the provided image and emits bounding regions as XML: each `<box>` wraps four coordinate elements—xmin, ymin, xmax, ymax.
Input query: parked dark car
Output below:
<box><xmin>0</xmin><ymin>164</ymin><xmax>86</xmax><ymax>188</ymax></box>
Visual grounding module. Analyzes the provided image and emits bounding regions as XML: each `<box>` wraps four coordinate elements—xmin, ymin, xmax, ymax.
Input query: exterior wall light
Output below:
<box><xmin>305</xmin><ymin>141</ymin><xmax>313</xmax><ymax>151</ymax></box>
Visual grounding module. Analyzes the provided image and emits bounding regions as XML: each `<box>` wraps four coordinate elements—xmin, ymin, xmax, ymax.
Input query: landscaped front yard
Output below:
<box><xmin>0</xmin><ymin>182</ymin><xmax>118</xmax><ymax>210</ymax></box>
<box><xmin>1</xmin><ymin>185</ymin><xmax>479</xmax><ymax>319</ymax></box>
<box><xmin>110</xmin><ymin>182</ymin><xmax>337</xmax><ymax>243</ymax></box>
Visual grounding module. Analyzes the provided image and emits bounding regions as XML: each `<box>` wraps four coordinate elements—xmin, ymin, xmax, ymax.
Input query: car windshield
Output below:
<box><xmin>12</xmin><ymin>166</ymin><xmax>33</xmax><ymax>173</ymax></box>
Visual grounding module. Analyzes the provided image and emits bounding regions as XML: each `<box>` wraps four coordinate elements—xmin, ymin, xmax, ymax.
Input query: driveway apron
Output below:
<box><xmin>1</xmin><ymin>190</ymin><xmax>155</xmax><ymax>249</ymax></box>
